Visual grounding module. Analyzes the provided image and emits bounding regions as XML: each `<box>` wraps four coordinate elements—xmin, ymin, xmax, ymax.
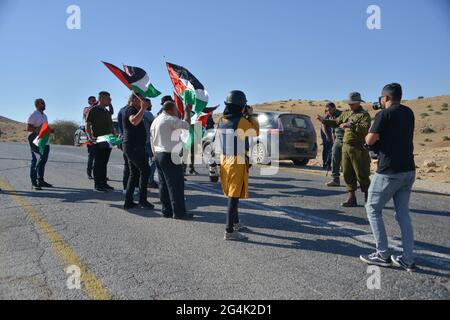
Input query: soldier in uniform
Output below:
<box><xmin>317</xmin><ymin>92</ymin><xmax>372</xmax><ymax>207</ymax></box>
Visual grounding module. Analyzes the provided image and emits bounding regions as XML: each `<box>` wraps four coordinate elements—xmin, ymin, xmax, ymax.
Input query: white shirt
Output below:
<box><xmin>27</xmin><ymin>110</ymin><xmax>48</xmax><ymax>133</ymax></box>
<box><xmin>150</xmin><ymin>111</ymin><xmax>190</xmax><ymax>154</ymax></box>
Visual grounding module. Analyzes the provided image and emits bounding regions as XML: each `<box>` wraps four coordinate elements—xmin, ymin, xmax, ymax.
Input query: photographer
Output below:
<box><xmin>218</xmin><ymin>90</ymin><xmax>259</xmax><ymax>241</ymax></box>
<box><xmin>360</xmin><ymin>83</ymin><xmax>417</xmax><ymax>272</ymax></box>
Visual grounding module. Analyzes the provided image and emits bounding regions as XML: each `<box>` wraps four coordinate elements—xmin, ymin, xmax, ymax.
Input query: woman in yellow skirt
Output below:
<box><xmin>217</xmin><ymin>90</ymin><xmax>259</xmax><ymax>241</ymax></box>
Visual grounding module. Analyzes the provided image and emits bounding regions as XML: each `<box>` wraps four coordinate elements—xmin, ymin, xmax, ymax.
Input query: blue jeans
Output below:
<box><xmin>30</xmin><ymin>145</ymin><xmax>50</xmax><ymax>184</ymax></box>
<box><xmin>366</xmin><ymin>171</ymin><xmax>416</xmax><ymax>265</ymax></box>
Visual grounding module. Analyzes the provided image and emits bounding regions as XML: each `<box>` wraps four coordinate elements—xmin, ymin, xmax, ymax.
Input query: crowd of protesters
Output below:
<box><xmin>23</xmin><ymin>83</ymin><xmax>417</xmax><ymax>271</ymax></box>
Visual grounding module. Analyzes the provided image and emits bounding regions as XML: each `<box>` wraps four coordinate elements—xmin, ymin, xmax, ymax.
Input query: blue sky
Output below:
<box><xmin>0</xmin><ymin>0</ymin><xmax>449</xmax><ymax>123</ymax></box>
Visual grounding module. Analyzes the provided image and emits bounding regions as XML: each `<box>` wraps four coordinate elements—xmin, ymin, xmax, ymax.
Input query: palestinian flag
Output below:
<box><xmin>166</xmin><ymin>62</ymin><xmax>208</xmax><ymax>115</ymax></box>
<box><xmin>174</xmin><ymin>91</ymin><xmax>184</xmax><ymax>119</ymax></box>
<box><xmin>191</xmin><ymin>105</ymin><xmax>220</xmax><ymax>127</ymax></box>
<box><xmin>102</xmin><ymin>62</ymin><xmax>161</xmax><ymax>98</ymax></box>
<box><xmin>33</xmin><ymin>122</ymin><xmax>51</xmax><ymax>155</ymax></box>
<box><xmin>96</xmin><ymin>134</ymin><xmax>122</xmax><ymax>149</ymax></box>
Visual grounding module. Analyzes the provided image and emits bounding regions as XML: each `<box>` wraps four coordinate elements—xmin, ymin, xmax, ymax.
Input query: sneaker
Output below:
<box><xmin>326</xmin><ymin>180</ymin><xmax>340</xmax><ymax>187</ymax></box>
<box><xmin>32</xmin><ymin>183</ymin><xmax>42</xmax><ymax>191</ymax></box>
<box><xmin>95</xmin><ymin>186</ymin><xmax>109</xmax><ymax>193</ymax></box>
<box><xmin>124</xmin><ymin>202</ymin><xmax>138</xmax><ymax>210</ymax></box>
<box><xmin>234</xmin><ymin>223</ymin><xmax>247</xmax><ymax>232</ymax></box>
<box><xmin>189</xmin><ymin>169</ymin><xmax>199</xmax><ymax>176</ymax></box>
<box><xmin>39</xmin><ymin>181</ymin><xmax>53</xmax><ymax>188</ymax></box>
<box><xmin>224</xmin><ymin>231</ymin><xmax>248</xmax><ymax>241</ymax></box>
<box><xmin>391</xmin><ymin>255</ymin><xmax>417</xmax><ymax>272</ymax></box>
<box><xmin>139</xmin><ymin>201</ymin><xmax>155</xmax><ymax>210</ymax></box>
<box><xmin>360</xmin><ymin>252</ymin><xmax>392</xmax><ymax>267</ymax></box>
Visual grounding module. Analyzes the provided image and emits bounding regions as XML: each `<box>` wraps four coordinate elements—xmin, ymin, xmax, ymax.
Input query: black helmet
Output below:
<box><xmin>225</xmin><ymin>90</ymin><xmax>247</xmax><ymax>107</ymax></box>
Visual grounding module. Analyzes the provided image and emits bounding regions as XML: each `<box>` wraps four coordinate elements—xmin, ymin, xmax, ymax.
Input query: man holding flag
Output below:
<box><xmin>27</xmin><ymin>98</ymin><xmax>54</xmax><ymax>191</ymax></box>
<box><xmin>122</xmin><ymin>93</ymin><xmax>155</xmax><ymax>210</ymax></box>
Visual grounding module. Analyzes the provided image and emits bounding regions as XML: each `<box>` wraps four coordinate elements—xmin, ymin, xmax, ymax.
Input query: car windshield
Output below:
<box><xmin>280</xmin><ymin>115</ymin><xmax>310</xmax><ymax>130</ymax></box>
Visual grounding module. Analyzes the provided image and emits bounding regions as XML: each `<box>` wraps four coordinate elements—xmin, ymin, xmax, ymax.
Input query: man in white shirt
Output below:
<box><xmin>27</xmin><ymin>98</ymin><xmax>53</xmax><ymax>190</ymax></box>
<box><xmin>150</xmin><ymin>101</ymin><xmax>193</xmax><ymax>220</ymax></box>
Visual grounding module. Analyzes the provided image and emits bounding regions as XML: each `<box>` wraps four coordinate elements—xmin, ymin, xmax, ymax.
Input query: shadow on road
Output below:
<box><xmin>385</xmin><ymin>206</ymin><xmax>450</xmax><ymax>218</ymax></box>
<box><xmin>2</xmin><ymin>187</ymin><xmax>123</xmax><ymax>205</ymax></box>
<box><xmin>0</xmin><ymin>157</ymin><xmax>86</xmax><ymax>165</ymax></box>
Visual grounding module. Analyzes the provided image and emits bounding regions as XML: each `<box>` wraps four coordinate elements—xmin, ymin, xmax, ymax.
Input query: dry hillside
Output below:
<box><xmin>0</xmin><ymin>116</ymin><xmax>28</xmax><ymax>142</ymax></box>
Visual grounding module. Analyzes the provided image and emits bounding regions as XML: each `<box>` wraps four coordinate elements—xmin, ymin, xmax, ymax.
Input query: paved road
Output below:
<box><xmin>0</xmin><ymin>142</ymin><xmax>449</xmax><ymax>300</ymax></box>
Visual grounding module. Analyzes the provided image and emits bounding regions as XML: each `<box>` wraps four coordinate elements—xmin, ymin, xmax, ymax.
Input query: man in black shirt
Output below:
<box><xmin>122</xmin><ymin>93</ymin><xmax>154</xmax><ymax>210</ymax></box>
<box><xmin>86</xmin><ymin>91</ymin><xmax>115</xmax><ymax>192</ymax></box>
<box><xmin>360</xmin><ymin>83</ymin><xmax>417</xmax><ymax>272</ymax></box>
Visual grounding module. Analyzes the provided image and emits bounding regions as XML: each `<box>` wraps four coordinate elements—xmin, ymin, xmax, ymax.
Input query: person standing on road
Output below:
<box><xmin>360</xmin><ymin>83</ymin><xmax>417</xmax><ymax>272</ymax></box>
<box><xmin>217</xmin><ymin>91</ymin><xmax>260</xmax><ymax>241</ymax></box>
<box><xmin>142</xmin><ymin>98</ymin><xmax>158</xmax><ymax>189</ymax></box>
<box><xmin>85</xmin><ymin>91</ymin><xmax>115</xmax><ymax>193</ymax></box>
<box><xmin>320</xmin><ymin>109</ymin><xmax>333</xmax><ymax>171</ymax></box>
<box><xmin>325</xmin><ymin>103</ymin><xmax>344</xmax><ymax>187</ymax></box>
<box><xmin>83</xmin><ymin>96</ymin><xmax>114</xmax><ymax>180</ymax></box>
<box><xmin>122</xmin><ymin>93</ymin><xmax>155</xmax><ymax>210</ymax></box>
<box><xmin>317</xmin><ymin>92</ymin><xmax>372</xmax><ymax>207</ymax></box>
<box><xmin>27</xmin><ymin>99</ymin><xmax>54</xmax><ymax>191</ymax></box>
<box><xmin>151</xmin><ymin>101</ymin><xmax>193</xmax><ymax>220</ymax></box>
<box><xmin>118</xmin><ymin>104</ymin><xmax>131</xmax><ymax>194</ymax></box>
<box><xmin>83</xmin><ymin>96</ymin><xmax>98</xmax><ymax>180</ymax></box>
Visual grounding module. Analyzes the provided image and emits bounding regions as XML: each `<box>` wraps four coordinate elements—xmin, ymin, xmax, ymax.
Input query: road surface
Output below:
<box><xmin>0</xmin><ymin>142</ymin><xmax>449</xmax><ymax>300</ymax></box>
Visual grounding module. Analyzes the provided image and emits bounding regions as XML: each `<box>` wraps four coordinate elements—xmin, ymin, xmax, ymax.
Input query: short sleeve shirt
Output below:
<box><xmin>86</xmin><ymin>106</ymin><xmax>113</xmax><ymax>137</ymax></box>
<box><xmin>27</xmin><ymin>111</ymin><xmax>48</xmax><ymax>133</ymax></box>
<box><xmin>370</xmin><ymin>104</ymin><xmax>416</xmax><ymax>174</ymax></box>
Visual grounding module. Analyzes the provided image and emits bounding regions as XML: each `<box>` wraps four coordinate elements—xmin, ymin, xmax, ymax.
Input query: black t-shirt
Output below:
<box><xmin>370</xmin><ymin>104</ymin><xmax>416</xmax><ymax>174</ymax></box>
<box><xmin>86</xmin><ymin>106</ymin><xmax>113</xmax><ymax>137</ymax></box>
<box><xmin>122</xmin><ymin>106</ymin><xmax>146</xmax><ymax>147</ymax></box>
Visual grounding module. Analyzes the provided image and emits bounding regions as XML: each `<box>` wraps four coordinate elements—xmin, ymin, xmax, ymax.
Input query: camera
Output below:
<box><xmin>364</xmin><ymin>143</ymin><xmax>380</xmax><ymax>160</ymax></box>
<box><xmin>371</xmin><ymin>102</ymin><xmax>384</xmax><ymax>111</ymax></box>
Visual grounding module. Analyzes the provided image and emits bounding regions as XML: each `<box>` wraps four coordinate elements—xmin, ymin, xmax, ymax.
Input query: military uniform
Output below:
<box><xmin>323</xmin><ymin>107</ymin><xmax>371</xmax><ymax>193</ymax></box>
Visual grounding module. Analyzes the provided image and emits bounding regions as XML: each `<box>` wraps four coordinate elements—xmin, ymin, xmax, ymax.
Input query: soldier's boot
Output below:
<box><xmin>341</xmin><ymin>191</ymin><xmax>358</xmax><ymax>207</ymax></box>
<box><xmin>326</xmin><ymin>178</ymin><xmax>341</xmax><ymax>187</ymax></box>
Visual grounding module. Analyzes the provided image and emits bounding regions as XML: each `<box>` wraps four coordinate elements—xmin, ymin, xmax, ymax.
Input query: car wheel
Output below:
<box><xmin>209</xmin><ymin>176</ymin><xmax>219</xmax><ymax>183</ymax></box>
<box><xmin>74</xmin><ymin>134</ymin><xmax>80</xmax><ymax>147</ymax></box>
<box><xmin>251</xmin><ymin>142</ymin><xmax>269</xmax><ymax>165</ymax></box>
<box><xmin>292</xmin><ymin>159</ymin><xmax>309</xmax><ymax>167</ymax></box>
